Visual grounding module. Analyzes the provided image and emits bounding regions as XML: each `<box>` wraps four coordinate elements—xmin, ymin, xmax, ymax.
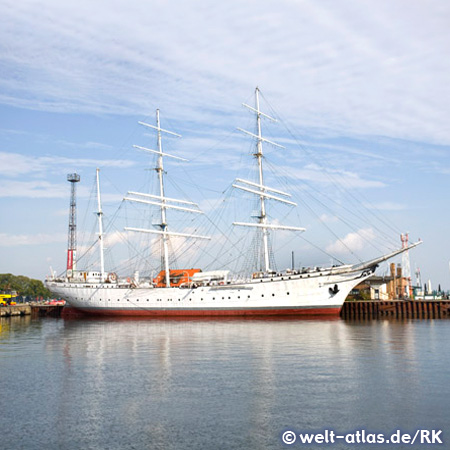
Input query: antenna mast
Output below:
<box><xmin>67</xmin><ymin>173</ymin><xmax>80</xmax><ymax>279</ymax></box>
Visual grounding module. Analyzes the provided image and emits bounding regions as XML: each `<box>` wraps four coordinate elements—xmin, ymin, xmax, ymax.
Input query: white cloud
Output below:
<box><xmin>0</xmin><ymin>232</ymin><xmax>66</xmax><ymax>246</ymax></box>
<box><xmin>0</xmin><ymin>152</ymin><xmax>39</xmax><ymax>176</ymax></box>
<box><xmin>326</xmin><ymin>227</ymin><xmax>376</xmax><ymax>255</ymax></box>
<box><xmin>0</xmin><ymin>151</ymin><xmax>135</xmax><ymax>178</ymax></box>
<box><xmin>277</xmin><ymin>163</ymin><xmax>385</xmax><ymax>189</ymax></box>
<box><xmin>0</xmin><ymin>0</ymin><xmax>448</xmax><ymax>283</ymax></box>
<box><xmin>292</xmin><ymin>140</ymin><xmax>401</xmax><ymax>165</ymax></box>
<box><xmin>367</xmin><ymin>202</ymin><xmax>406</xmax><ymax>211</ymax></box>
<box><xmin>0</xmin><ymin>180</ymin><xmax>69</xmax><ymax>198</ymax></box>
<box><xmin>0</xmin><ymin>151</ymin><xmax>136</xmax><ymax>198</ymax></box>
<box><xmin>319</xmin><ymin>214</ymin><xmax>339</xmax><ymax>223</ymax></box>
<box><xmin>54</xmin><ymin>140</ymin><xmax>114</xmax><ymax>152</ymax></box>
<box><xmin>104</xmin><ymin>230</ymin><xmax>136</xmax><ymax>247</ymax></box>
<box><xmin>53</xmin><ymin>208</ymin><xmax>69</xmax><ymax>217</ymax></box>
<box><xmin>0</xmin><ymin>0</ymin><xmax>449</xmax><ymax>144</ymax></box>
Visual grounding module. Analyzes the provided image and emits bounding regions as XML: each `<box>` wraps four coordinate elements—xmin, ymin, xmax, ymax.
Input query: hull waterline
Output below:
<box><xmin>61</xmin><ymin>305</ymin><xmax>343</xmax><ymax>317</ymax></box>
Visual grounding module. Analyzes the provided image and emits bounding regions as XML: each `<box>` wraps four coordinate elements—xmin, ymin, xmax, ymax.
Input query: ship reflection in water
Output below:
<box><xmin>1</xmin><ymin>317</ymin><xmax>449</xmax><ymax>450</ymax></box>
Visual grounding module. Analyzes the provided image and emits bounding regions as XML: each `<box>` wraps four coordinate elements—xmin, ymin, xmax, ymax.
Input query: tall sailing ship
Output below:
<box><xmin>46</xmin><ymin>88</ymin><xmax>420</xmax><ymax>316</ymax></box>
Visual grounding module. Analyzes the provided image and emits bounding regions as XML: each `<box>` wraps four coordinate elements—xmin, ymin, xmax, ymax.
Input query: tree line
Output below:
<box><xmin>0</xmin><ymin>273</ymin><xmax>51</xmax><ymax>298</ymax></box>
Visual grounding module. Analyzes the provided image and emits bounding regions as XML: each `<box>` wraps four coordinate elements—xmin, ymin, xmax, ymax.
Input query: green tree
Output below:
<box><xmin>0</xmin><ymin>273</ymin><xmax>51</xmax><ymax>298</ymax></box>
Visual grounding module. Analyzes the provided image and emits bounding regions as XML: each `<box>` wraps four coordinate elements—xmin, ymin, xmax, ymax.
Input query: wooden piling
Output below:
<box><xmin>30</xmin><ymin>304</ymin><xmax>65</xmax><ymax>318</ymax></box>
<box><xmin>341</xmin><ymin>300</ymin><xmax>450</xmax><ymax>319</ymax></box>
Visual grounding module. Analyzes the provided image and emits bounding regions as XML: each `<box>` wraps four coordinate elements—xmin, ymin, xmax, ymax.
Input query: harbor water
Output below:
<box><xmin>0</xmin><ymin>316</ymin><xmax>448</xmax><ymax>449</ymax></box>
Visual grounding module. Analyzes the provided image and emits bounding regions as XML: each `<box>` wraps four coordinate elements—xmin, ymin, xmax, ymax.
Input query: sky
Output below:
<box><xmin>0</xmin><ymin>0</ymin><xmax>449</xmax><ymax>289</ymax></box>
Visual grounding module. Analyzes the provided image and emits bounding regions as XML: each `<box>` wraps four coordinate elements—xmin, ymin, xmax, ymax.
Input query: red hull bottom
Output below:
<box><xmin>62</xmin><ymin>306</ymin><xmax>341</xmax><ymax>319</ymax></box>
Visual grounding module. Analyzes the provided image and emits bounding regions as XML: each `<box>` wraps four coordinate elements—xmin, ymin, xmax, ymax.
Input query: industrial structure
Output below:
<box><xmin>349</xmin><ymin>233</ymin><xmax>446</xmax><ymax>301</ymax></box>
<box><xmin>400</xmin><ymin>233</ymin><xmax>412</xmax><ymax>297</ymax></box>
<box><xmin>66</xmin><ymin>173</ymin><xmax>80</xmax><ymax>279</ymax></box>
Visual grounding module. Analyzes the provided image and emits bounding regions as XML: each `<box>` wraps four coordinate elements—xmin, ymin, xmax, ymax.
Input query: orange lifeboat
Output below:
<box><xmin>153</xmin><ymin>269</ymin><xmax>201</xmax><ymax>288</ymax></box>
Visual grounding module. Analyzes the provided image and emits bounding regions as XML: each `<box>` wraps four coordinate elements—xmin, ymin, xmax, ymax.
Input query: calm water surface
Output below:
<box><xmin>0</xmin><ymin>316</ymin><xmax>448</xmax><ymax>449</ymax></box>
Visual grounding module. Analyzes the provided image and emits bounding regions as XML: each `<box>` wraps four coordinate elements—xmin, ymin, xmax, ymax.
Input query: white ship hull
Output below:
<box><xmin>47</xmin><ymin>266</ymin><xmax>374</xmax><ymax>317</ymax></box>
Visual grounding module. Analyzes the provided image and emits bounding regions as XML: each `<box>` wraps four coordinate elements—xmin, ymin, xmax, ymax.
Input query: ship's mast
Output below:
<box><xmin>233</xmin><ymin>87</ymin><xmax>305</xmax><ymax>273</ymax></box>
<box><xmin>96</xmin><ymin>168</ymin><xmax>105</xmax><ymax>281</ymax></box>
<box><xmin>155</xmin><ymin>110</ymin><xmax>171</xmax><ymax>288</ymax></box>
<box><xmin>255</xmin><ymin>88</ymin><xmax>271</xmax><ymax>272</ymax></box>
<box><xmin>124</xmin><ymin>111</ymin><xmax>210</xmax><ymax>288</ymax></box>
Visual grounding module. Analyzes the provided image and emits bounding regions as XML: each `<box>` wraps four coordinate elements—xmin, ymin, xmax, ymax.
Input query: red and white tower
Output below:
<box><xmin>67</xmin><ymin>173</ymin><xmax>80</xmax><ymax>279</ymax></box>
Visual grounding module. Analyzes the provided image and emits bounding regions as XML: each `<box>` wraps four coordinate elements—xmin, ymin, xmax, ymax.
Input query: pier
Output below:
<box><xmin>0</xmin><ymin>304</ymin><xmax>65</xmax><ymax>318</ymax></box>
<box><xmin>0</xmin><ymin>305</ymin><xmax>31</xmax><ymax>317</ymax></box>
<box><xmin>30</xmin><ymin>304</ymin><xmax>66</xmax><ymax>318</ymax></box>
<box><xmin>341</xmin><ymin>300</ymin><xmax>450</xmax><ymax>319</ymax></box>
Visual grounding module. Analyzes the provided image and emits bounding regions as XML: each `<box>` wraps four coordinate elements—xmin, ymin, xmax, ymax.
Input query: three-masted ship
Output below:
<box><xmin>46</xmin><ymin>88</ymin><xmax>420</xmax><ymax>316</ymax></box>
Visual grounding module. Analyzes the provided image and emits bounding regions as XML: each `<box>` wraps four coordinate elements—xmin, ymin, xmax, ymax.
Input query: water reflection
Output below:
<box><xmin>1</xmin><ymin>317</ymin><xmax>448</xmax><ymax>450</ymax></box>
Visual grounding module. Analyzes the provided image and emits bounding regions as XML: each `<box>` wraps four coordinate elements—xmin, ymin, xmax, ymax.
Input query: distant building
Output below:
<box><xmin>348</xmin><ymin>263</ymin><xmax>410</xmax><ymax>300</ymax></box>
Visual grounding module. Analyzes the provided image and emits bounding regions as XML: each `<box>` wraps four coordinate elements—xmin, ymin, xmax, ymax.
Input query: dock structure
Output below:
<box><xmin>30</xmin><ymin>304</ymin><xmax>66</xmax><ymax>318</ymax></box>
<box><xmin>341</xmin><ymin>300</ymin><xmax>450</xmax><ymax>319</ymax></box>
<box><xmin>0</xmin><ymin>305</ymin><xmax>31</xmax><ymax>317</ymax></box>
<box><xmin>0</xmin><ymin>304</ymin><xmax>65</xmax><ymax>318</ymax></box>
<box><xmin>1</xmin><ymin>301</ymin><xmax>450</xmax><ymax>320</ymax></box>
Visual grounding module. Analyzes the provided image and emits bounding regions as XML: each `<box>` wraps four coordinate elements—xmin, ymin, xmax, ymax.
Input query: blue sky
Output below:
<box><xmin>0</xmin><ymin>0</ymin><xmax>449</xmax><ymax>288</ymax></box>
